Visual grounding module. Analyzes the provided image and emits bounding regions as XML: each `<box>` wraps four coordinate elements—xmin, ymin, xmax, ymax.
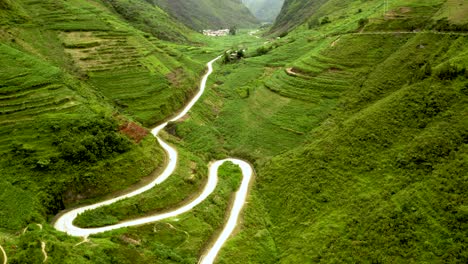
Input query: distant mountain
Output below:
<box><xmin>149</xmin><ymin>0</ymin><xmax>258</xmax><ymax>30</ymax></box>
<box><xmin>242</xmin><ymin>0</ymin><xmax>285</xmax><ymax>22</ymax></box>
<box><xmin>270</xmin><ymin>0</ymin><xmax>328</xmax><ymax>34</ymax></box>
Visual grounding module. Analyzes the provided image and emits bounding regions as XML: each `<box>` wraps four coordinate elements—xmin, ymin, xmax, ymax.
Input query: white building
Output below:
<box><xmin>203</xmin><ymin>29</ymin><xmax>230</xmax><ymax>37</ymax></box>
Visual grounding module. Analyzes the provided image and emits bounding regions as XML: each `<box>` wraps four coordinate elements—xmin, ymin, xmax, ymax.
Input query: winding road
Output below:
<box><xmin>53</xmin><ymin>56</ymin><xmax>254</xmax><ymax>263</ymax></box>
<box><xmin>0</xmin><ymin>244</ymin><xmax>6</xmax><ymax>264</ymax></box>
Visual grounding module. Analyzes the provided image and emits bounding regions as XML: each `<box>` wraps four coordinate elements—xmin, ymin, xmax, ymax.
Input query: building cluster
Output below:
<box><xmin>202</xmin><ymin>29</ymin><xmax>230</xmax><ymax>37</ymax></box>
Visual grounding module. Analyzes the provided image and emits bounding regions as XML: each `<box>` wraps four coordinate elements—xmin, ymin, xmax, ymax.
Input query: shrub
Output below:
<box><xmin>53</xmin><ymin>118</ymin><xmax>132</xmax><ymax>163</ymax></box>
<box><xmin>321</xmin><ymin>16</ymin><xmax>331</xmax><ymax>25</ymax></box>
<box><xmin>358</xmin><ymin>18</ymin><xmax>369</xmax><ymax>28</ymax></box>
<box><xmin>461</xmin><ymin>83</ymin><xmax>468</xmax><ymax>95</ymax></box>
<box><xmin>435</xmin><ymin>63</ymin><xmax>466</xmax><ymax>80</ymax></box>
<box><xmin>431</xmin><ymin>18</ymin><xmax>468</xmax><ymax>32</ymax></box>
<box><xmin>256</xmin><ymin>46</ymin><xmax>271</xmax><ymax>56</ymax></box>
<box><xmin>308</xmin><ymin>18</ymin><xmax>320</xmax><ymax>29</ymax></box>
<box><xmin>413</xmin><ymin>62</ymin><xmax>432</xmax><ymax>81</ymax></box>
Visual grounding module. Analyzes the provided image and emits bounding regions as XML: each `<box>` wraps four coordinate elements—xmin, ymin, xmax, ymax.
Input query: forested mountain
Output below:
<box><xmin>270</xmin><ymin>0</ymin><xmax>328</xmax><ymax>34</ymax></box>
<box><xmin>149</xmin><ymin>0</ymin><xmax>258</xmax><ymax>30</ymax></box>
<box><xmin>242</xmin><ymin>0</ymin><xmax>285</xmax><ymax>22</ymax></box>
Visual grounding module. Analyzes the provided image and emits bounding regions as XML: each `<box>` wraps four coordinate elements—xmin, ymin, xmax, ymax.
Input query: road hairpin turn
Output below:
<box><xmin>54</xmin><ymin>56</ymin><xmax>254</xmax><ymax>264</ymax></box>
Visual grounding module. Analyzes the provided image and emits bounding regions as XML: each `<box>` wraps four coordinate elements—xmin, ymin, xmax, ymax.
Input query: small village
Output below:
<box><xmin>202</xmin><ymin>29</ymin><xmax>230</xmax><ymax>37</ymax></box>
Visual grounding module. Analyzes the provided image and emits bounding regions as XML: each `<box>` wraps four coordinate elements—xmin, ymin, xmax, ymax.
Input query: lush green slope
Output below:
<box><xmin>271</xmin><ymin>0</ymin><xmax>468</xmax><ymax>35</ymax></box>
<box><xmin>0</xmin><ymin>0</ymin><xmax>205</xmax><ymax>229</ymax></box>
<box><xmin>0</xmin><ymin>0</ymin><xmax>262</xmax><ymax>260</ymax></box>
<box><xmin>1</xmin><ymin>0</ymin><xmax>468</xmax><ymax>263</ymax></box>
<box><xmin>212</xmin><ymin>0</ymin><xmax>468</xmax><ymax>263</ymax></box>
<box><xmin>149</xmin><ymin>0</ymin><xmax>258</xmax><ymax>30</ymax></box>
<box><xmin>100</xmin><ymin>0</ymin><xmax>194</xmax><ymax>42</ymax></box>
<box><xmin>271</xmin><ymin>0</ymin><xmax>328</xmax><ymax>34</ymax></box>
<box><xmin>242</xmin><ymin>0</ymin><xmax>285</xmax><ymax>22</ymax></box>
<box><xmin>256</xmin><ymin>33</ymin><xmax>468</xmax><ymax>263</ymax></box>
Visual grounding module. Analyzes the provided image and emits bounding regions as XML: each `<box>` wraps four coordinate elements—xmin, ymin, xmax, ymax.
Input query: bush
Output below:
<box><xmin>413</xmin><ymin>62</ymin><xmax>432</xmax><ymax>81</ymax></box>
<box><xmin>435</xmin><ymin>63</ymin><xmax>466</xmax><ymax>80</ymax></box>
<box><xmin>461</xmin><ymin>83</ymin><xmax>468</xmax><ymax>95</ymax></box>
<box><xmin>431</xmin><ymin>18</ymin><xmax>468</xmax><ymax>32</ymax></box>
<box><xmin>256</xmin><ymin>46</ymin><xmax>271</xmax><ymax>56</ymax></box>
<box><xmin>321</xmin><ymin>16</ymin><xmax>331</xmax><ymax>25</ymax></box>
<box><xmin>308</xmin><ymin>18</ymin><xmax>320</xmax><ymax>29</ymax></box>
<box><xmin>53</xmin><ymin>118</ymin><xmax>132</xmax><ymax>163</ymax></box>
<box><xmin>358</xmin><ymin>18</ymin><xmax>369</xmax><ymax>28</ymax></box>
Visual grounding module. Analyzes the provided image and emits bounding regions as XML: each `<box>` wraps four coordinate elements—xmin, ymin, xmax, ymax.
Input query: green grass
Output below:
<box><xmin>218</xmin><ymin>33</ymin><xmax>468</xmax><ymax>264</ymax></box>
<box><xmin>150</xmin><ymin>0</ymin><xmax>258</xmax><ymax>30</ymax></box>
<box><xmin>1</xmin><ymin>0</ymin><xmax>468</xmax><ymax>263</ymax></box>
<box><xmin>74</xmin><ymin>141</ymin><xmax>208</xmax><ymax>228</ymax></box>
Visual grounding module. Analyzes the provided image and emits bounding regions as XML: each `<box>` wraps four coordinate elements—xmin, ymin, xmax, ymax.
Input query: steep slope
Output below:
<box><xmin>271</xmin><ymin>0</ymin><xmax>327</xmax><ymax>34</ymax></box>
<box><xmin>1</xmin><ymin>0</ymin><xmax>468</xmax><ymax>263</ymax></box>
<box><xmin>0</xmin><ymin>0</ymin><xmax>205</xmax><ymax>228</ymax></box>
<box><xmin>271</xmin><ymin>0</ymin><xmax>468</xmax><ymax>35</ymax></box>
<box><xmin>209</xmin><ymin>0</ymin><xmax>468</xmax><ymax>263</ymax></box>
<box><xmin>101</xmin><ymin>0</ymin><xmax>194</xmax><ymax>42</ymax></box>
<box><xmin>258</xmin><ymin>33</ymin><xmax>468</xmax><ymax>263</ymax></box>
<box><xmin>242</xmin><ymin>0</ymin><xmax>285</xmax><ymax>22</ymax></box>
<box><xmin>149</xmin><ymin>0</ymin><xmax>258</xmax><ymax>30</ymax></box>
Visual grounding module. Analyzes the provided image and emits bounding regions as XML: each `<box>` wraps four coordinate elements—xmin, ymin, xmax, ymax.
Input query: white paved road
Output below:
<box><xmin>53</xmin><ymin>56</ymin><xmax>254</xmax><ymax>263</ymax></box>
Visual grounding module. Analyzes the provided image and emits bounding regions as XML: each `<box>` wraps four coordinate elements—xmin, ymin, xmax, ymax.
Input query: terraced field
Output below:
<box><xmin>4</xmin><ymin>0</ymin><xmax>204</xmax><ymax>126</ymax></box>
<box><xmin>0</xmin><ymin>0</ymin><xmax>205</xmax><ymax>234</ymax></box>
<box><xmin>0</xmin><ymin>44</ymin><xmax>84</xmax><ymax>152</ymax></box>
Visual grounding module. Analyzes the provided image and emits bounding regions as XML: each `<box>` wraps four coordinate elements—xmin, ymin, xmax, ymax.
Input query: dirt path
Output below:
<box><xmin>350</xmin><ymin>30</ymin><xmax>468</xmax><ymax>36</ymax></box>
<box><xmin>0</xmin><ymin>244</ymin><xmax>6</xmax><ymax>264</ymax></box>
<box><xmin>41</xmin><ymin>242</ymin><xmax>47</xmax><ymax>263</ymax></box>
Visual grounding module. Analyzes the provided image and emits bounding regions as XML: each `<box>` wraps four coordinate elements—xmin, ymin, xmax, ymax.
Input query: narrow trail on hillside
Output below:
<box><xmin>350</xmin><ymin>30</ymin><xmax>468</xmax><ymax>36</ymax></box>
<box><xmin>41</xmin><ymin>242</ymin><xmax>47</xmax><ymax>263</ymax></box>
<box><xmin>53</xmin><ymin>56</ymin><xmax>254</xmax><ymax>263</ymax></box>
<box><xmin>0</xmin><ymin>244</ymin><xmax>6</xmax><ymax>264</ymax></box>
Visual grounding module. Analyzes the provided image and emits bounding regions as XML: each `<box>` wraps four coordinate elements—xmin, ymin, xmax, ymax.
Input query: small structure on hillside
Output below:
<box><xmin>203</xmin><ymin>29</ymin><xmax>229</xmax><ymax>37</ymax></box>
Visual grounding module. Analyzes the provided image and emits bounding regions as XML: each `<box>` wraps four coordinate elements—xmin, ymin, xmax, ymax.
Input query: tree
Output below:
<box><xmin>237</xmin><ymin>49</ymin><xmax>245</xmax><ymax>59</ymax></box>
<box><xmin>229</xmin><ymin>26</ymin><xmax>237</xmax><ymax>35</ymax></box>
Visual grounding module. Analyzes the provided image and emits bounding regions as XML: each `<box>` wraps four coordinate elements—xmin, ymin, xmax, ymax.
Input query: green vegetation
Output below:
<box><xmin>148</xmin><ymin>0</ymin><xmax>258</xmax><ymax>30</ymax></box>
<box><xmin>241</xmin><ymin>0</ymin><xmax>284</xmax><ymax>22</ymax></box>
<box><xmin>1</xmin><ymin>0</ymin><xmax>468</xmax><ymax>263</ymax></box>
<box><xmin>102</xmin><ymin>0</ymin><xmax>193</xmax><ymax>42</ymax></box>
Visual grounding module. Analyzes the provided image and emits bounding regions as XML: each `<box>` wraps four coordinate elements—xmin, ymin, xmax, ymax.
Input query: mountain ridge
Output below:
<box><xmin>148</xmin><ymin>0</ymin><xmax>258</xmax><ymax>30</ymax></box>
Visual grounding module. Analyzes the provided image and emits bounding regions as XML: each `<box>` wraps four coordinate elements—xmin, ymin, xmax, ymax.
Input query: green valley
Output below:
<box><xmin>1</xmin><ymin>0</ymin><xmax>467</xmax><ymax>263</ymax></box>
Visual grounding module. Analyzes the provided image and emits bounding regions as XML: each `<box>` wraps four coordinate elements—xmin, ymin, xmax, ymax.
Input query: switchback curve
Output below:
<box><xmin>53</xmin><ymin>56</ymin><xmax>254</xmax><ymax>263</ymax></box>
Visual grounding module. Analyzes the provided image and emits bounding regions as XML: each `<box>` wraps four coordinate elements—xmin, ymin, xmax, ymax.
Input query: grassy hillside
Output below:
<box><xmin>271</xmin><ymin>0</ymin><xmax>328</xmax><ymax>35</ymax></box>
<box><xmin>0</xmin><ymin>0</ymin><xmax>262</xmax><ymax>260</ymax></box>
<box><xmin>212</xmin><ymin>1</ymin><xmax>468</xmax><ymax>263</ymax></box>
<box><xmin>0</xmin><ymin>0</ymin><xmax>206</xmax><ymax>231</ymax></box>
<box><xmin>271</xmin><ymin>0</ymin><xmax>468</xmax><ymax>35</ymax></box>
<box><xmin>149</xmin><ymin>0</ymin><xmax>258</xmax><ymax>30</ymax></box>
<box><xmin>100</xmin><ymin>0</ymin><xmax>193</xmax><ymax>42</ymax></box>
<box><xmin>242</xmin><ymin>0</ymin><xmax>285</xmax><ymax>22</ymax></box>
<box><xmin>255</xmin><ymin>33</ymin><xmax>468</xmax><ymax>263</ymax></box>
<box><xmin>1</xmin><ymin>0</ymin><xmax>467</xmax><ymax>263</ymax></box>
